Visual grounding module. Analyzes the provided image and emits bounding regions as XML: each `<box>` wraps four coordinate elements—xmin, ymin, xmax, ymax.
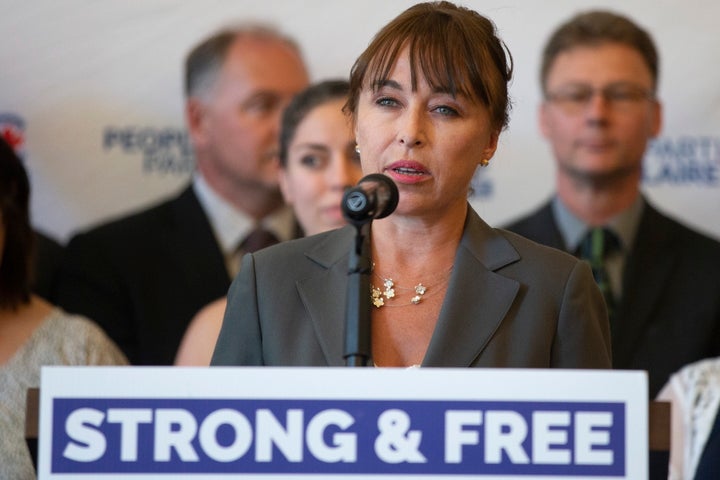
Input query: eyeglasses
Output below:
<box><xmin>544</xmin><ymin>83</ymin><xmax>655</xmax><ymax>114</ymax></box>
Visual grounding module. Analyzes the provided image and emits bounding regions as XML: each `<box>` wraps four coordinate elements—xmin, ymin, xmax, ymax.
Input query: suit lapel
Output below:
<box><xmin>424</xmin><ymin>209</ymin><xmax>521</xmax><ymax>367</ymax></box>
<box><xmin>508</xmin><ymin>200</ymin><xmax>566</xmax><ymax>251</ymax></box>
<box><xmin>613</xmin><ymin>204</ymin><xmax>677</xmax><ymax>365</ymax></box>
<box><xmin>171</xmin><ymin>186</ymin><xmax>230</xmax><ymax>296</ymax></box>
<box><xmin>296</xmin><ymin>227</ymin><xmax>355</xmax><ymax>366</ymax></box>
<box><xmin>534</xmin><ymin>203</ymin><xmax>567</xmax><ymax>250</ymax></box>
<box><xmin>293</xmin><ymin>212</ymin><xmax>522</xmax><ymax>368</ymax></box>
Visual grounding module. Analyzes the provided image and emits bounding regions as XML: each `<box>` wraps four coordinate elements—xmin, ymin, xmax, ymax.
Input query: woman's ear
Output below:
<box><xmin>481</xmin><ymin>130</ymin><xmax>500</xmax><ymax>164</ymax></box>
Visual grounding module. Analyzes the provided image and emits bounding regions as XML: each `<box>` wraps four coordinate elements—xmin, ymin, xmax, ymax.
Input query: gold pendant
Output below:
<box><xmin>371</xmin><ymin>286</ymin><xmax>385</xmax><ymax>308</ymax></box>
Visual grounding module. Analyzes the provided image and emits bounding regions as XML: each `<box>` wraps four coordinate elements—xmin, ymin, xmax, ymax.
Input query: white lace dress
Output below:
<box><xmin>657</xmin><ymin>357</ymin><xmax>720</xmax><ymax>480</ymax></box>
<box><xmin>0</xmin><ymin>309</ymin><xmax>128</xmax><ymax>480</ymax></box>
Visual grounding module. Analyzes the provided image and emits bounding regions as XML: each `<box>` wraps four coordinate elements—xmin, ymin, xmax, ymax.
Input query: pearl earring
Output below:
<box><xmin>355</xmin><ymin>144</ymin><xmax>361</xmax><ymax>154</ymax></box>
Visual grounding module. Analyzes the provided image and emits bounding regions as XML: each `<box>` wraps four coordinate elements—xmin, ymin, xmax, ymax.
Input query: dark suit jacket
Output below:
<box><xmin>33</xmin><ymin>230</ymin><xmax>64</xmax><ymax>301</ymax></box>
<box><xmin>505</xmin><ymin>198</ymin><xmax>720</xmax><ymax>397</ymax></box>
<box><xmin>213</xmin><ymin>207</ymin><xmax>611</xmax><ymax>369</ymax></box>
<box><xmin>54</xmin><ymin>185</ymin><xmax>231</xmax><ymax>365</ymax></box>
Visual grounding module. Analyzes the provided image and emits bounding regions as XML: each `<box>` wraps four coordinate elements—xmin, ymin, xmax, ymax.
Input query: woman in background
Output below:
<box><xmin>0</xmin><ymin>138</ymin><xmax>127</xmax><ymax>479</ymax></box>
<box><xmin>175</xmin><ymin>79</ymin><xmax>363</xmax><ymax>365</ymax></box>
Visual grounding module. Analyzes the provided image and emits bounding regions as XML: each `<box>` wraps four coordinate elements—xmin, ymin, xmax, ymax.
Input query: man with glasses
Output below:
<box><xmin>506</xmin><ymin>10</ymin><xmax>720</xmax><ymax>400</ymax></box>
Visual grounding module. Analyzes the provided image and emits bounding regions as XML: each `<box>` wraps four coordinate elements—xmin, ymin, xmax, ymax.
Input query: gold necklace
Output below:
<box><xmin>370</xmin><ymin>265</ymin><xmax>453</xmax><ymax>308</ymax></box>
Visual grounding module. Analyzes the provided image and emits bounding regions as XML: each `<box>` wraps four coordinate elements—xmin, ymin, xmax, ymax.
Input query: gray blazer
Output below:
<box><xmin>212</xmin><ymin>207</ymin><xmax>611</xmax><ymax>368</ymax></box>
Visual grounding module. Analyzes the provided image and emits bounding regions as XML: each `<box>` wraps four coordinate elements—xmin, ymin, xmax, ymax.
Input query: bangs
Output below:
<box><xmin>346</xmin><ymin>1</ymin><xmax>512</xmax><ymax>130</ymax></box>
<box><xmin>364</xmin><ymin>14</ymin><xmax>491</xmax><ymax>105</ymax></box>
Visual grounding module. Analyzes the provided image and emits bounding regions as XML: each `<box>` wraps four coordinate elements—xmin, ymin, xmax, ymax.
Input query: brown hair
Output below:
<box><xmin>540</xmin><ymin>10</ymin><xmax>659</xmax><ymax>93</ymax></box>
<box><xmin>279</xmin><ymin>79</ymin><xmax>350</xmax><ymax>168</ymax></box>
<box><xmin>345</xmin><ymin>1</ymin><xmax>513</xmax><ymax>132</ymax></box>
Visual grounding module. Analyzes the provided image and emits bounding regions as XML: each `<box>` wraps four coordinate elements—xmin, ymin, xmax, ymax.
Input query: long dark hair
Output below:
<box><xmin>0</xmin><ymin>137</ymin><xmax>34</xmax><ymax>309</ymax></box>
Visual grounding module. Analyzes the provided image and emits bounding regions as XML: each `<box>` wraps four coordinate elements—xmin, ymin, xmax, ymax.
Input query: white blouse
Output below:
<box><xmin>657</xmin><ymin>357</ymin><xmax>720</xmax><ymax>479</ymax></box>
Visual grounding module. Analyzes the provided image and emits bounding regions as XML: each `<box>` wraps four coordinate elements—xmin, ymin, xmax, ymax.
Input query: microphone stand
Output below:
<box><xmin>343</xmin><ymin>221</ymin><xmax>373</xmax><ymax>367</ymax></box>
<box><xmin>341</xmin><ymin>173</ymin><xmax>398</xmax><ymax>367</ymax></box>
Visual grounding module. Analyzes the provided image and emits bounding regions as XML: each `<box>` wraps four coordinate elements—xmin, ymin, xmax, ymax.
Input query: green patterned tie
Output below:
<box><xmin>579</xmin><ymin>227</ymin><xmax>618</xmax><ymax>324</ymax></box>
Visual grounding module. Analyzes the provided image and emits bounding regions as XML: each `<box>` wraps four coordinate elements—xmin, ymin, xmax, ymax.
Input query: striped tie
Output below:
<box><xmin>240</xmin><ymin>227</ymin><xmax>279</xmax><ymax>254</ymax></box>
<box><xmin>578</xmin><ymin>227</ymin><xmax>619</xmax><ymax>325</ymax></box>
<box><xmin>228</xmin><ymin>227</ymin><xmax>281</xmax><ymax>278</ymax></box>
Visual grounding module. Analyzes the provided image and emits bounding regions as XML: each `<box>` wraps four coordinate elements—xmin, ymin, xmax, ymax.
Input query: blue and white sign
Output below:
<box><xmin>38</xmin><ymin>367</ymin><xmax>647</xmax><ymax>479</ymax></box>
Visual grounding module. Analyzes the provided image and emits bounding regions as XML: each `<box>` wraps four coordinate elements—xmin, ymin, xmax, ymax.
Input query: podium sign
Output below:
<box><xmin>38</xmin><ymin>367</ymin><xmax>647</xmax><ymax>479</ymax></box>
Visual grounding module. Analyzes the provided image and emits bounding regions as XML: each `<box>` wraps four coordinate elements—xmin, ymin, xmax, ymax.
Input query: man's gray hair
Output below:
<box><xmin>184</xmin><ymin>23</ymin><xmax>303</xmax><ymax>99</ymax></box>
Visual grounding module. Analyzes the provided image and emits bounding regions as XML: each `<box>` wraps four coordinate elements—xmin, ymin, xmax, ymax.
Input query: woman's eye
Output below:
<box><xmin>300</xmin><ymin>154</ymin><xmax>323</xmax><ymax>168</ymax></box>
<box><xmin>434</xmin><ymin>105</ymin><xmax>459</xmax><ymax>116</ymax></box>
<box><xmin>376</xmin><ymin>97</ymin><xmax>399</xmax><ymax>107</ymax></box>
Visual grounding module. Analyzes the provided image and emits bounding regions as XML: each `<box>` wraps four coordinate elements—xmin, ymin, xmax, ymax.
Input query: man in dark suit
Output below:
<box><xmin>55</xmin><ymin>25</ymin><xmax>309</xmax><ymax>365</ymax></box>
<box><xmin>505</xmin><ymin>10</ymin><xmax>720</xmax><ymax>399</ymax></box>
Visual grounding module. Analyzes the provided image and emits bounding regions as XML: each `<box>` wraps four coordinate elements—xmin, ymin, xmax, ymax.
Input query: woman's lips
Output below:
<box><xmin>385</xmin><ymin>161</ymin><xmax>430</xmax><ymax>183</ymax></box>
<box><xmin>323</xmin><ymin>205</ymin><xmax>344</xmax><ymax>222</ymax></box>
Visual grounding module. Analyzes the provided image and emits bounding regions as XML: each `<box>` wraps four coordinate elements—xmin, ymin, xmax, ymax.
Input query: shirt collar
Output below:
<box><xmin>192</xmin><ymin>174</ymin><xmax>296</xmax><ymax>255</ymax></box>
<box><xmin>552</xmin><ymin>194</ymin><xmax>644</xmax><ymax>254</ymax></box>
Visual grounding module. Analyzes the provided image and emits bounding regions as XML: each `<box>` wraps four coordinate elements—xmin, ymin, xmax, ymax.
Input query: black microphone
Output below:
<box><xmin>342</xmin><ymin>173</ymin><xmax>399</xmax><ymax>224</ymax></box>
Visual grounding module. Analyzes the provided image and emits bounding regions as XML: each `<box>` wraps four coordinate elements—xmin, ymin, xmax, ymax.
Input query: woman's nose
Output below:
<box><xmin>397</xmin><ymin>106</ymin><xmax>426</xmax><ymax>147</ymax></box>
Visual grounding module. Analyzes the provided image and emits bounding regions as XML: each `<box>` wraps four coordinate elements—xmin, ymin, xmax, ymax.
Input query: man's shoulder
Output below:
<box><xmin>502</xmin><ymin>200</ymin><xmax>556</xmax><ymax>243</ymax></box>
<box><xmin>643</xmin><ymin>203</ymin><xmax>720</xmax><ymax>256</ymax></box>
<box><xmin>496</xmin><ymin>227</ymin><xmax>579</xmax><ymax>275</ymax></box>
<box><xmin>68</xmin><ymin>186</ymin><xmax>195</xmax><ymax>246</ymax></box>
<box><xmin>35</xmin><ymin>230</ymin><xmax>63</xmax><ymax>251</ymax></box>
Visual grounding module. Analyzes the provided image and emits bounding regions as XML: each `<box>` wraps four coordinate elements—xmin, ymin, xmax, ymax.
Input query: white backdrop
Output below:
<box><xmin>1</xmin><ymin>0</ymin><xmax>718</xmax><ymax>243</ymax></box>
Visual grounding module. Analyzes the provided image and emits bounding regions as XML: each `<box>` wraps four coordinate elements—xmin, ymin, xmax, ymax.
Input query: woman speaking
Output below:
<box><xmin>212</xmin><ymin>1</ymin><xmax>611</xmax><ymax>369</ymax></box>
